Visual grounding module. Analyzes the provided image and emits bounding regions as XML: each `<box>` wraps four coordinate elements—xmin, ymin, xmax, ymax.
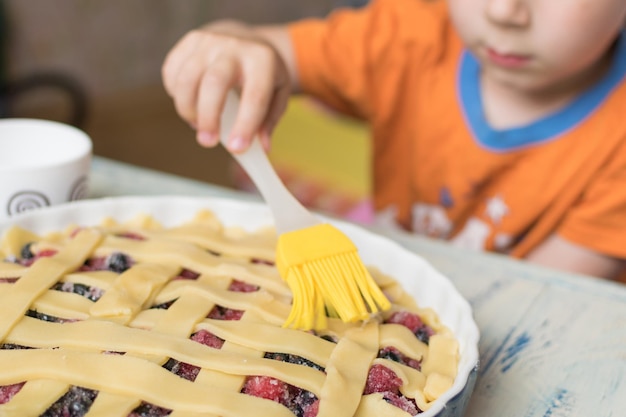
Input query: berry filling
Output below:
<box><xmin>51</xmin><ymin>281</ymin><xmax>105</xmax><ymax>302</ymax></box>
<box><xmin>364</xmin><ymin>364</ymin><xmax>420</xmax><ymax>415</ymax></box>
<box><xmin>162</xmin><ymin>329</ymin><xmax>225</xmax><ymax>382</ymax></box>
<box><xmin>264</xmin><ymin>352</ymin><xmax>324</xmax><ymax>372</ymax></box>
<box><xmin>12</xmin><ymin>243</ymin><xmax>58</xmax><ymax>266</ymax></box>
<box><xmin>26</xmin><ymin>309</ymin><xmax>77</xmax><ymax>324</ymax></box>
<box><xmin>0</xmin><ymin>382</ymin><xmax>25</xmax><ymax>404</ymax></box>
<box><xmin>79</xmin><ymin>253</ymin><xmax>134</xmax><ymax>273</ymax></box>
<box><xmin>173</xmin><ymin>268</ymin><xmax>200</xmax><ymax>280</ymax></box>
<box><xmin>0</xmin><ymin>236</ymin><xmax>439</xmax><ymax>416</ymax></box>
<box><xmin>228</xmin><ymin>279</ymin><xmax>259</xmax><ymax>292</ymax></box>
<box><xmin>241</xmin><ymin>376</ymin><xmax>319</xmax><ymax>417</ymax></box>
<box><xmin>115</xmin><ymin>232</ymin><xmax>146</xmax><ymax>241</ymax></box>
<box><xmin>385</xmin><ymin>311</ymin><xmax>435</xmax><ymax>345</ymax></box>
<box><xmin>127</xmin><ymin>402</ymin><xmax>171</xmax><ymax>417</ymax></box>
<box><xmin>40</xmin><ymin>386</ymin><xmax>98</xmax><ymax>417</ymax></box>
<box><xmin>378</xmin><ymin>346</ymin><xmax>421</xmax><ymax>371</ymax></box>
<box><xmin>207</xmin><ymin>305</ymin><xmax>244</xmax><ymax>321</ymax></box>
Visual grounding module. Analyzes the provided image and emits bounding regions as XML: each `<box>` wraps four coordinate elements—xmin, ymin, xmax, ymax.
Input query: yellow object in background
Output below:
<box><xmin>264</xmin><ymin>96</ymin><xmax>372</xmax><ymax>218</ymax></box>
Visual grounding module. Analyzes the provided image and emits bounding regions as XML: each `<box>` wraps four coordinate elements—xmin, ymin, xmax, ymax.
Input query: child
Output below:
<box><xmin>162</xmin><ymin>0</ymin><xmax>626</xmax><ymax>281</ymax></box>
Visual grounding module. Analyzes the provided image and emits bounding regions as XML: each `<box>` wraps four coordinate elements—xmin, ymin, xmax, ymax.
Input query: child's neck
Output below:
<box><xmin>481</xmin><ymin>46</ymin><xmax>615</xmax><ymax>131</ymax></box>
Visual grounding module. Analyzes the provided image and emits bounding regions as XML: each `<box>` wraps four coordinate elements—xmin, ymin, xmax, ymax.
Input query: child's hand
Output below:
<box><xmin>162</xmin><ymin>21</ymin><xmax>293</xmax><ymax>153</ymax></box>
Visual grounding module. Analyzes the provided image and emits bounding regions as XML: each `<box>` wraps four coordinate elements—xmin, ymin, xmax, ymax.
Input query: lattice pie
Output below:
<box><xmin>0</xmin><ymin>210</ymin><xmax>459</xmax><ymax>416</ymax></box>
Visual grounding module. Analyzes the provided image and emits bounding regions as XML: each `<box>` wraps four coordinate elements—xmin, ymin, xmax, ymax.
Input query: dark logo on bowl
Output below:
<box><xmin>7</xmin><ymin>191</ymin><xmax>51</xmax><ymax>216</ymax></box>
<box><xmin>69</xmin><ymin>175</ymin><xmax>88</xmax><ymax>201</ymax></box>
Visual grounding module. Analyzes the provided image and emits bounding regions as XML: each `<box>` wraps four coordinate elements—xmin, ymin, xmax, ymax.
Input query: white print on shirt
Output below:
<box><xmin>408</xmin><ymin>194</ymin><xmax>512</xmax><ymax>251</ymax></box>
<box><xmin>411</xmin><ymin>203</ymin><xmax>453</xmax><ymax>238</ymax></box>
<box><xmin>450</xmin><ymin>217</ymin><xmax>491</xmax><ymax>251</ymax></box>
<box><xmin>485</xmin><ymin>194</ymin><xmax>509</xmax><ymax>224</ymax></box>
<box><xmin>372</xmin><ymin>205</ymin><xmax>404</xmax><ymax>232</ymax></box>
<box><xmin>493</xmin><ymin>233</ymin><xmax>514</xmax><ymax>252</ymax></box>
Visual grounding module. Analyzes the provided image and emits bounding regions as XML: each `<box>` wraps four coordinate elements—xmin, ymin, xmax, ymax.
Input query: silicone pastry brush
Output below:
<box><xmin>219</xmin><ymin>92</ymin><xmax>390</xmax><ymax>330</ymax></box>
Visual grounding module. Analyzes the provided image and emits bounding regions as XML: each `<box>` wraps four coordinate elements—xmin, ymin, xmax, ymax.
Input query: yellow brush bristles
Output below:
<box><xmin>276</xmin><ymin>223</ymin><xmax>391</xmax><ymax>330</ymax></box>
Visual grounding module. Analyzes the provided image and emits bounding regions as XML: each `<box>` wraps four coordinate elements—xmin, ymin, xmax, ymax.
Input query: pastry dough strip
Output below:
<box><xmin>0</xmin><ymin>349</ymin><xmax>295</xmax><ymax>417</ymax></box>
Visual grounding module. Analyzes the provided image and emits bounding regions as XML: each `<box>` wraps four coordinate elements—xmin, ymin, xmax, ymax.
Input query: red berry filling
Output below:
<box><xmin>241</xmin><ymin>376</ymin><xmax>319</xmax><ymax>417</ymax></box>
<box><xmin>0</xmin><ymin>382</ymin><xmax>24</xmax><ymax>404</ymax></box>
<box><xmin>364</xmin><ymin>364</ymin><xmax>403</xmax><ymax>395</ymax></box>
<box><xmin>385</xmin><ymin>311</ymin><xmax>435</xmax><ymax>345</ymax></box>
<box><xmin>116</xmin><ymin>232</ymin><xmax>146</xmax><ymax>241</ymax></box>
<box><xmin>251</xmin><ymin>258</ymin><xmax>275</xmax><ymax>266</ymax></box>
<box><xmin>191</xmin><ymin>329</ymin><xmax>225</xmax><ymax>349</ymax></box>
<box><xmin>173</xmin><ymin>268</ymin><xmax>200</xmax><ymax>280</ymax></box>
<box><xmin>364</xmin><ymin>364</ymin><xmax>420</xmax><ymax>415</ymax></box>
<box><xmin>208</xmin><ymin>305</ymin><xmax>244</xmax><ymax>321</ymax></box>
<box><xmin>228</xmin><ymin>279</ymin><xmax>259</xmax><ymax>292</ymax></box>
<box><xmin>162</xmin><ymin>330</ymin><xmax>224</xmax><ymax>382</ymax></box>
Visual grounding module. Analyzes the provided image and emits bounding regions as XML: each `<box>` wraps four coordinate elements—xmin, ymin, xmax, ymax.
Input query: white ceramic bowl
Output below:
<box><xmin>0</xmin><ymin>118</ymin><xmax>92</xmax><ymax>221</ymax></box>
<box><xmin>0</xmin><ymin>195</ymin><xmax>480</xmax><ymax>416</ymax></box>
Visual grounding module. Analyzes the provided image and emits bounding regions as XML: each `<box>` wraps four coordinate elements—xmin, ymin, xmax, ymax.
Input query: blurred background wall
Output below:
<box><xmin>1</xmin><ymin>0</ymin><xmax>372</xmax><ymax>218</ymax></box>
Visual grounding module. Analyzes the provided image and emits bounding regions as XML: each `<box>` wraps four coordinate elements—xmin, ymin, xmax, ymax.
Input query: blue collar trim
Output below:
<box><xmin>458</xmin><ymin>31</ymin><xmax>626</xmax><ymax>151</ymax></box>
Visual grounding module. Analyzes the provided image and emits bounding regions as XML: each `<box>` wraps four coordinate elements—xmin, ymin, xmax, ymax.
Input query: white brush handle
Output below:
<box><xmin>220</xmin><ymin>91</ymin><xmax>320</xmax><ymax>234</ymax></box>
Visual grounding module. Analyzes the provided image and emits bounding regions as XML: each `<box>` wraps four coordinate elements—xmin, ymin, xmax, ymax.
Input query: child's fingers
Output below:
<box><xmin>226</xmin><ymin>54</ymin><xmax>277</xmax><ymax>153</ymax></box>
<box><xmin>162</xmin><ymin>31</ymin><xmax>202</xmax><ymax>98</ymax></box>
<box><xmin>171</xmin><ymin>59</ymin><xmax>213</xmax><ymax>127</ymax></box>
<box><xmin>195</xmin><ymin>58</ymin><xmax>239</xmax><ymax>147</ymax></box>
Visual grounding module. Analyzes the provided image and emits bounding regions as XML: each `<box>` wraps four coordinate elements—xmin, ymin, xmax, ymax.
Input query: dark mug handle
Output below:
<box><xmin>0</xmin><ymin>72</ymin><xmax>89</xmax><ymax>128</ymax></box>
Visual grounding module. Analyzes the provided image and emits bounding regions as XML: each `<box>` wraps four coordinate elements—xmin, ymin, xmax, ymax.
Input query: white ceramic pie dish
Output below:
<box><xmin>0</xmin><ymin>195</ymin><xmax>479</xmax><ymax>417</ymax></box>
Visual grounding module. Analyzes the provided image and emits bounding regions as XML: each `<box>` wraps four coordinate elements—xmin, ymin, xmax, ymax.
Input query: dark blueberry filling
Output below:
<box><xmin>151</xmin><ymin>300</ymin><xmax>176</xmax><ymax>310</ymax></box>
<box><xmin>319</xmin><ymin>334</ymin><xmax>338</xmax><ymax>343</ymax></box>
<box><xmin>162</xmin><ymin>358</ymin><xmax>200</xmax><ymax>382</ymax></box>
<box><xmin>160</xmin><ymin>330</ymin><xmax>224</xmax><ymax>382</ymax></box>
<box><xmin>377</xmin><ymin>346</ymin><xmax>421</xmax><ymax>371</ymax></box>
<box><xmin>40</xmin><ymin>386</ymin><xmax>97</xmax><ymax>417</ymax></box>
<box><xmin>11</xmin><ymin>245</ymin><xmax>58</xmax><ymax>266</ymax></box>
<box><xmin>414</xmin><ymin>327</ymin><xmax>434</xmax><ymax>345</ymax></box>
<box><xmin>20</xmin><ymin>242</ymin><xmax>35</xmax><ymax>259</ymax></box>
<box><xmin>51</xmin><ymin>282</ymin><xmax>104</xmax><ymax>302</ymax></box>
<box><xmin>0</xmin><ymin>344</ymin><xmax>31</xmax><ymax>350</ymax></box>
<box><xmin>105</xmin><ymin>253</ymin><xmax>133</xmax><ymax>273</ymax></box>
<box><xmin>127</xmin><ymin>402</ymin><xmax>171</xmax><ymax>417</ymax></box>
<box><xmin>79</xmin><ymin>253</ymin><xmax>134</xmax><ymax>273</ymax></box>
<box><xmin>264</xmin><ymin>352</ymin><xmax>324</xmax><ymax>372</ymax></box>
<box><xmin>26</xmin><ymin>310</ymin><xmax>74</xmax><ymax>324</ymax></box>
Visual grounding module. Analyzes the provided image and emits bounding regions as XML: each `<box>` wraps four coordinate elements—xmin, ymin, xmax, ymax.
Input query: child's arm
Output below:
<box><xmin>526</xmin><ymin>235</ymin><xmax>625</xmax><ymax>280</ymax></box>
<box><xmin>162</xmin><ymin>20</ymin><xmax>298</xmax><ymax>153</ymax></box>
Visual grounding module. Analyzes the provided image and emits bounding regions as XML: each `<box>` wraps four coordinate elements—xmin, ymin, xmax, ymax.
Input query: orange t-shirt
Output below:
<box><xmin>288</xmin><ymin>0</ymin><xmax>626</xmax><ymax>261</ymax></box>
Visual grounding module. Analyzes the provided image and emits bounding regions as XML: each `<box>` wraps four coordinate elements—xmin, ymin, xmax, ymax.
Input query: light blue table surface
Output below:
<box><xmin>91</xmin><ymin>156</ymin><xmax>626</xmax><ymax>417</ymax></box>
